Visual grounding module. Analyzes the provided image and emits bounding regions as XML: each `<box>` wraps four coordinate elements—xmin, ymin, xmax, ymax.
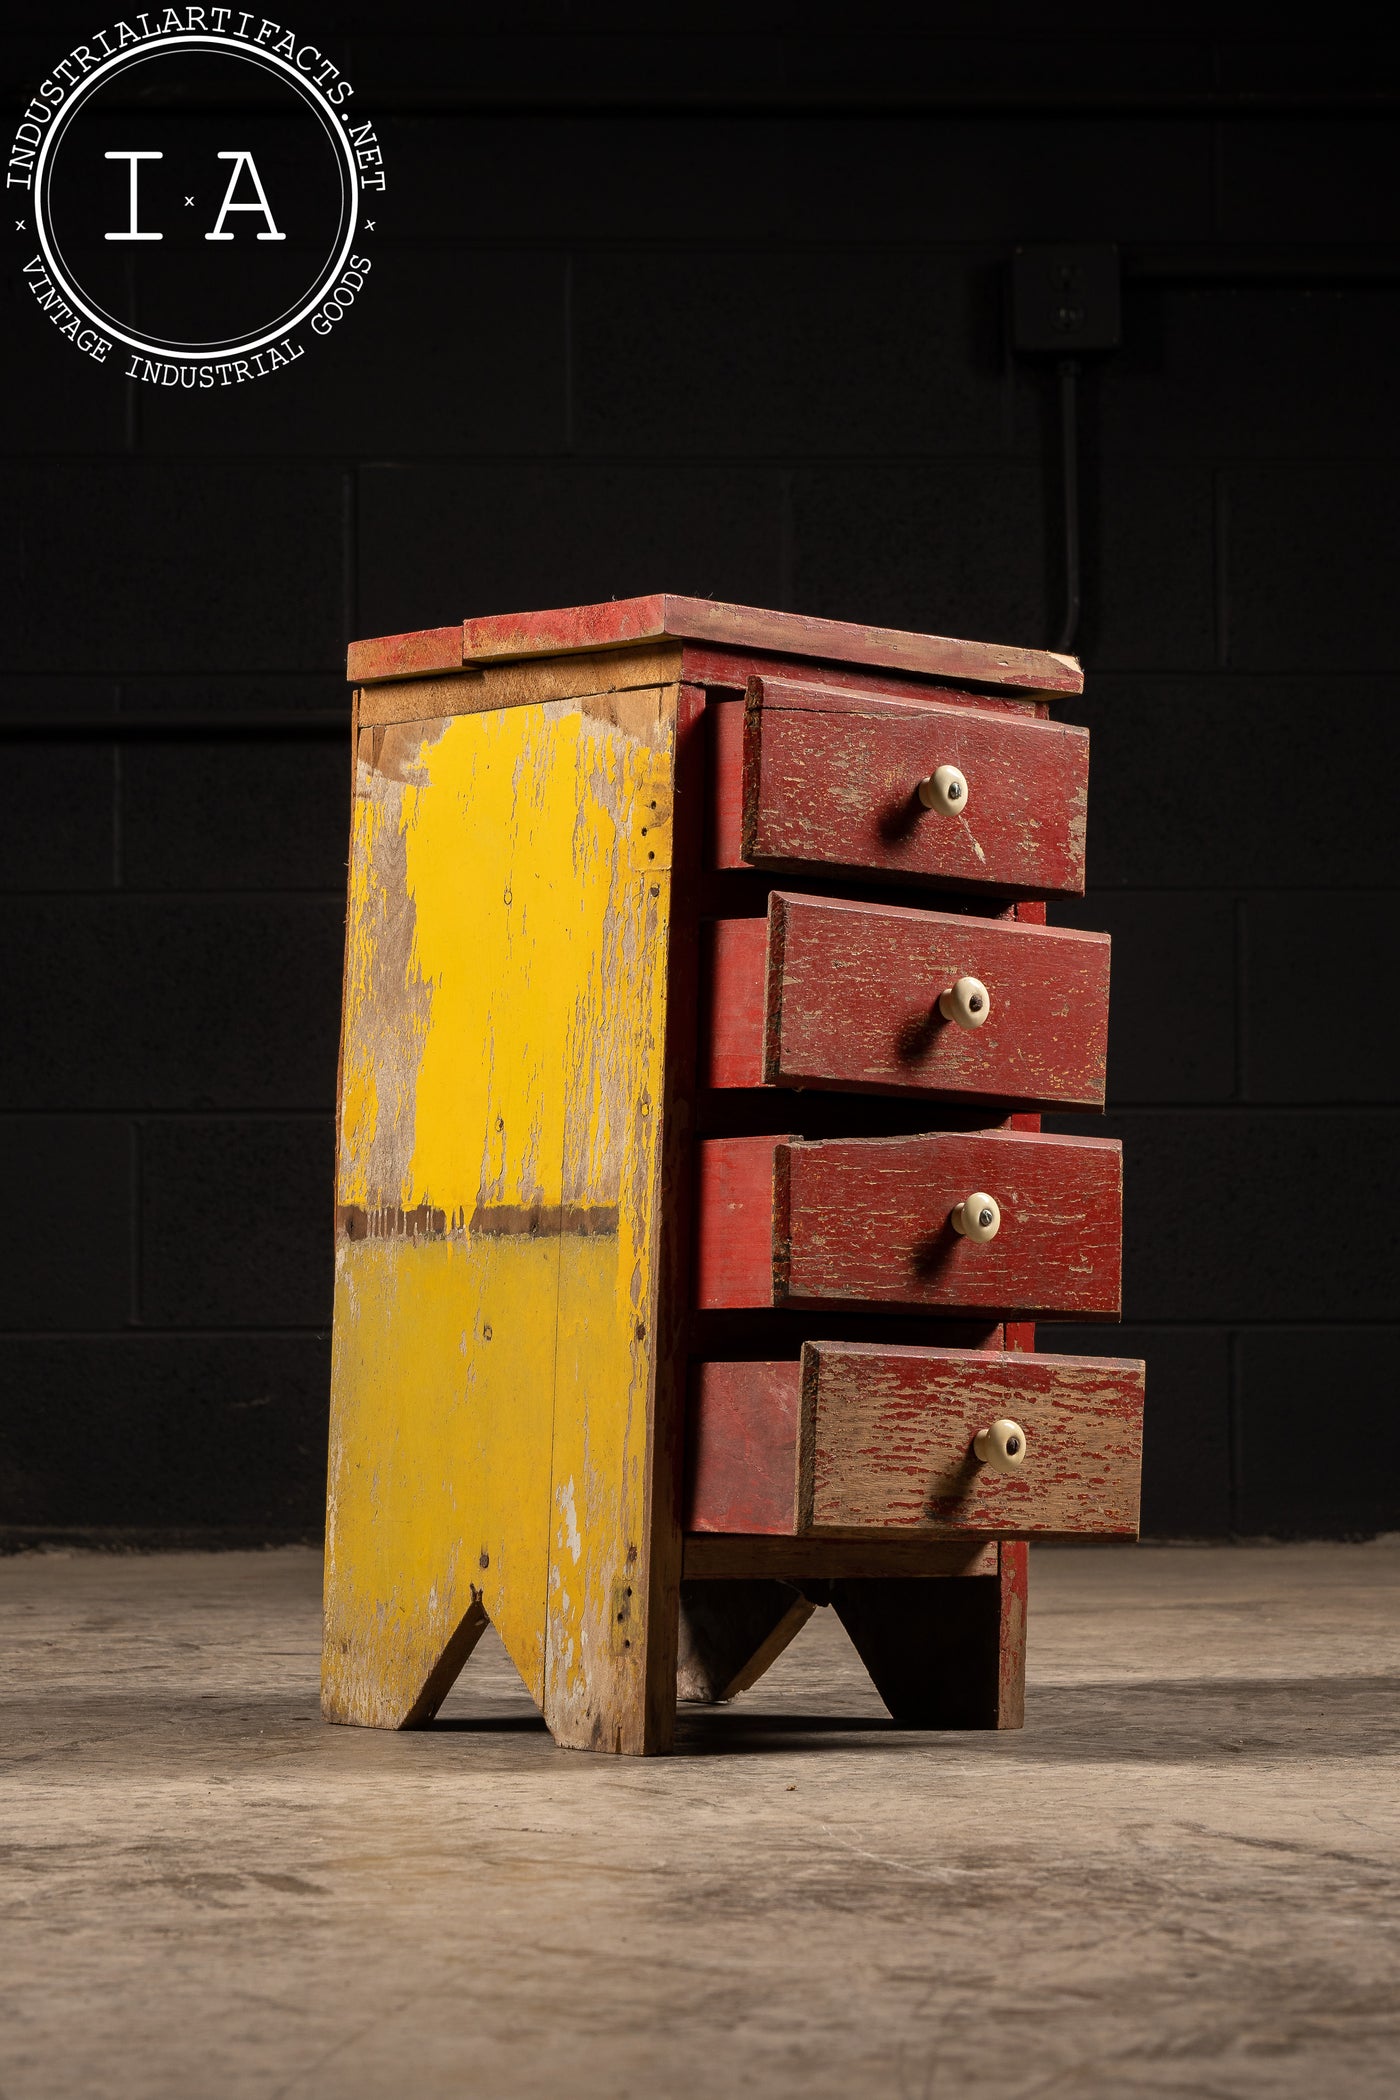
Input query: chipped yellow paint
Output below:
<box><xmin>323</xmin><ymin>688</ymin><xmax>678</xmax><ymax>1751</ymax></box>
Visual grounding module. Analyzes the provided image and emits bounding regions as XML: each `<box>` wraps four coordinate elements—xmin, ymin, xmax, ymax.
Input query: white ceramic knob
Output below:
<box><xmin>938</xmin><ymin>974</ymin><xmax>990</xmax><ymax>1030</ymax></box>
<box><xmin>951</xmin><ymin>1192</ymin><xmax>1001</xmax><ymax>1242</ymax></box>
<box><xmin>974</xmin><ymin>1418</ymin><xmax>1028</xmax><ymax>1473</ymax></box>
<box><xmin>917</xmin><ymin>763</ymin><xmax>969</xmax><ymax>816</ymax></box>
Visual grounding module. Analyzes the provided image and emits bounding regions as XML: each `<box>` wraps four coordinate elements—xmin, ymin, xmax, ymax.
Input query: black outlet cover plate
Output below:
<box><xmin>1011</xmin><ymin>244</ymin><xmax>1121</xmax><ymax>354</ymax></box>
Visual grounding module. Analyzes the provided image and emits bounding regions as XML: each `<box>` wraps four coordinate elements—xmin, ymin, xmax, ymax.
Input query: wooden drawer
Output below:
<box><xmin>703</xmin><ymin>891</ymin><xmax>1109</xmax><ymax>1108</ymax></box>
<box><xmin>686</xmin><ymin>1343</ymin><xmax>1144</xmax><ymax>1539</ymax></box>
<box><xmin>696</xmin><ymin>1127</ymin><xmax>1122</xmax><ymax>1317</ymax></box>
<box><xmin>710</xmin><ymin>678</ymin><xmax>1089</xmax><ymax>896</ymax></box>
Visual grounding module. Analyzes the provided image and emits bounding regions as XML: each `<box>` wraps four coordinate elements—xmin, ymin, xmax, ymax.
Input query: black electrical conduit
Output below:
<box><xmin>1040</xmin><ymin>250</ymin><xmax>1400</xmax><ymax>654</ymax></box>
<box><xmin>1055</xmin><ymin>358</ymin><xmax>1082</xmax><ymax>655</ymax></box>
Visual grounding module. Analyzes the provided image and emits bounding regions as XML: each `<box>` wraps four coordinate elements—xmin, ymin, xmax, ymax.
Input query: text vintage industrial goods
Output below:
<box><xmin>10</xmin><ymin>10</ymin><xmax>386</xmax><ymax>388</ymax></box>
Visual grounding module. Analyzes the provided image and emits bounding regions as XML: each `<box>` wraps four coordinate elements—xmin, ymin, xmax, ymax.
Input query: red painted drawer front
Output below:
<box><xmin>710</xmin><ymin>679</ymin><xmax>1089</xmax><ymax>895</ymax></box>
<box><xmin>685</xmin><ymin>1344</ymin><xmax>1143</xmax><ymax>1539</ymax></box>
<box><xmin>695</xmin><ymin>1127</ymin><xmax>1122</xmax><ymax>1317</ymax></box>
<box><xmin>704</xmin><ymin>892</ymin><xmax>1109</xmax><ymax>1108</ymax></box>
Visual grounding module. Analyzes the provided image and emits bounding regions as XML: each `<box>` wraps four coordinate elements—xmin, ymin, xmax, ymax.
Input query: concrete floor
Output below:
<box><xmin>1</xmin><ymin>1545</ymin><xmax>1396</xmax><ymax>2099</ymax></box>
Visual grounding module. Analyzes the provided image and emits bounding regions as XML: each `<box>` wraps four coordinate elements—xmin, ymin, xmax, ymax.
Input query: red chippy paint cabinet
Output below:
<box><xmin>322</xmin><ymin>595</ymin><xmax>1144</xmax><ymax>1753</ymax></box>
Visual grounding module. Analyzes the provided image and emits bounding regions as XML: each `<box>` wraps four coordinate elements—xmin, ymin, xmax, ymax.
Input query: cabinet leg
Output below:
<box><xmin>831</xmin><ymin>1543</ymin><xmax>1028</xmax><ymax>1730</ymax></box>
<box><xmin>323</xmin><ymin>1588</ymin><xmax>492</xmax><ymax>1731</ymax></box>
<box><xmin>676</xmin><ymin>1579</ymin><xmax>816</xmax><ymax>1704</ymax></box>
<box><xmin>397</xmin><ymin>1596</ymin><xmax>492</xmax><ymax>1727</ymax></box>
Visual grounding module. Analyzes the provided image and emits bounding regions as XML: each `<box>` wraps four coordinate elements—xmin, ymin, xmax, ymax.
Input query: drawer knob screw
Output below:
<box><xmin>951</xmin><ymin>1191</ymin><xmax>1001</xmax><ymax>1242</ymax></box>
<box><xmin>974</xmin><ymin>1418</ymin><xmax>1028</xmax><ymax>1473</ymax></box>
<box><xmin>938</xmin><ymin>974</ymin><xmax>991</xmax><ymax>1030</ymax></box>
<box><xmin>917</xmin><ymin>763</ymin><xmax>969</xmax><ymax>815</ymax></box>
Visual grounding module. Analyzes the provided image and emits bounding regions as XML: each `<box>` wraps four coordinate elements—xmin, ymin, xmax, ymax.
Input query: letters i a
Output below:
<box><xmin>104</xmin><ymin>150</ymin><xmax>285</xmax><ymax>241</ymax></box>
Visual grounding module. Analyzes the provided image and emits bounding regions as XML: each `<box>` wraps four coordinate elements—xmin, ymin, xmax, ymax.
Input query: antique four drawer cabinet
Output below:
<box><xmin>324</xmin><ymin>596</ymin><xmax>1144</xmax><ymax>1753</ymax></box>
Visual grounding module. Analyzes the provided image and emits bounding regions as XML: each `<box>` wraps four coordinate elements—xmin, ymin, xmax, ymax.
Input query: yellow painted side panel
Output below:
<box><xmin>323</xmin><ymin>690</ymin><xmax>676</xmax><ymax>1748</ymax></box>
<box><xmin>325</xmin><ymin>1236</ymin><xmax>558</xmax><ymax>1719</ymax></box>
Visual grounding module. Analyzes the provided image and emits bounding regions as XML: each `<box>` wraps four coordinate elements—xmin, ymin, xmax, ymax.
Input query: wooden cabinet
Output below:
<box><xmin>324</xmin><ymin>593</ymin><xmax>1141</xmax><ymax>1754</ymax></box>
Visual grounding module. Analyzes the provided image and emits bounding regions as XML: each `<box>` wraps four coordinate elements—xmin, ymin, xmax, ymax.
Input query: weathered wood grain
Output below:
<box><xmin>800</xmin><ymin>1340</ymin><xmax>1144</xmax><ymax>1537</ymax></box>
<box><xmin>709</xmin><ymin>698</ymin><xmax>747</xmax><ymax>868</ymax></box>
<box><xmin>693</xmin><ymin>1133</ymin><xmax>784</xmax><ymax>1311</ymax></box>
<box><xmin>351</xmin><ymin>600</ymin><xmax>1080</xmax><ymax>693</ymax></box>
<box><xmin>346</xmin><ymin>624</ymin><xmax>463</xmax><ymax>683</ymax></box>
<box><xmin>642</xmin><ymin>683</ymin><xmax>710</xmax><ymax>1747</ymax></box>
<box><xmin>681</xmin><ymin>648</ymin><xmax>1046</xmax><ymax>711</ymax></box>
<box><xmin>706</xmin><ymin>684</ymin><xmax>1050</xmax><ymax>875</ymax></box>
<box><xmin>682</xmin><ymin>1535</ymin><xmax>999</xmax><ymax>1579</ymax></box>
<box><xmin>684</xmin><ymin>1347</ymin><xmax>1142</xmax><ymax>1540</ymax></box>
<box><xmin>355</xmin><ymin>646</ymin><xmax>685</xmax><ymax>727</ymax></box>
<box><xmin>323</xmin><ymin>687</ymin><xmax>683</xmax><ymax>1752</ymax></box>
<box><xmin>694</xmin><ymin>1128</ymin><xmax>1122</xmax><ymax>1317</ymax></box>
<box><xmin>997</xmin><ymin>1540</ymin><xmax>1029</xmax><ymax>1727</ymax></box>
<box><xmin>685</xmin><ymin>1361</ymin><xmax>801</xmax><ymax>1534</ymax></box>
<box><xmin>703</xmin><ymin>891</ymin><xmax>1110</xmax><ymax>1107</ymax></box>
<box><xmin>1002</xmin><ymin>893</ymin><xmax>1042</xmax><ymax>1722</ymax></box>
<box><xmin>783</xmin><ymin>1129</ymin><xmax>1122</xmax><ymax>1316</ymax></box>
<box><xmin>353</xmin><ymin>671</ymin><xmax>486</xmax><ymax>726</ymax></box>
<box><xmin>701</xmin><ymin>916</ymin><xmax>769</xmax><ymax>1087</ymax></box>
<box><xmin>722</xmin><ymin>677</ymin><xmax>1089</xmax><ymax>895</ymax></box>
<box><xmin>447</xmin><ymin>596</ymin><xmax>1083</xmax><ymax>692</ymax></box>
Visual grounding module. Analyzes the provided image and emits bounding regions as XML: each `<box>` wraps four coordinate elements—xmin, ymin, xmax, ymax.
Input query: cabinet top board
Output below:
<box><xmin>346</xmin><ymin>593</ymin><xmax>1082</xmax><ymax>698</ymax></box>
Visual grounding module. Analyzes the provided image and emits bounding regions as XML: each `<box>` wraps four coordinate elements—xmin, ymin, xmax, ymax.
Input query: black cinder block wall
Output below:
<box><xmin>2</xmin><ymin>13</ymin><xmax>1397</xmax><ymax>1542</ymax></box>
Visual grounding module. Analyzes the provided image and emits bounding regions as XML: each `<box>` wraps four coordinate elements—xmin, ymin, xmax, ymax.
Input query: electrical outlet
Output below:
<box><xmin>1011</xmin><ymin>245</ymin><xmax>1121</xmax><ymax>354</ymax></box>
